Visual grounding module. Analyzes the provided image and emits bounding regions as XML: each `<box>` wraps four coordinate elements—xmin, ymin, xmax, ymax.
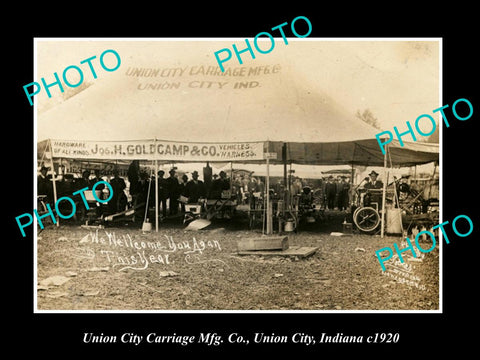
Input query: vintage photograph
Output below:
<box><xmin>34</xmin><ymin>39</ymin><xmax>440</xmax><ymax>311</ymax></box>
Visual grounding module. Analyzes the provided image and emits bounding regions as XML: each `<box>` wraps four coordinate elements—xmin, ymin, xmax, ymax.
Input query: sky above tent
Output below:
<box><xmin>36</xmin><ymin>39</ymin><xmax>440</xmax><ymax>143</ymax></box>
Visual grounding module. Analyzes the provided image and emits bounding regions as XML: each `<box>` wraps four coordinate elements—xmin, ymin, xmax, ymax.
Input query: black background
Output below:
<box><xmin>7</xmin><ymin>4</ymin><xmax>478</xmax><ymax>356</ymax></box>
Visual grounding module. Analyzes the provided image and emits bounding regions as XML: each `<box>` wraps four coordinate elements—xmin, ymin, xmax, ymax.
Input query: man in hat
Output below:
<box><xmin>90</xmin><ymin>169</ymin><xmax>104</xmax><ymax>189</ymax></box>
<box><xmin>166</xmin><ymin>168</ymin><xmax>180</xmax><ymax>216</ymax></box>
<box><xmin>337</xmin><ymin>176</ymin><xmax>350</xmax><ymax>211</ymax></box>
<box><xmin>37</xmin><ymin>165</ymin><xmax>52</xmax><ymax>203</ymax></box>
<box><xmin>325</xmin><ymin>175</ymin><xmax>337</xmax><ymax>210</ymax></box>
<box><xmin>75</xmin><ymin>170</ymin><xmax>91</xmax><ymax>191</ymax></box>
<box><xmin>185</xmin><ymin>171</ymin><xmax>206</xmax><ymax>203</ymax></box>
<box><xmin>109</xmin><ymin>169</ymin><xmax>127</xmax><ymax>213</ymax></box>
<box><xmin>89</xmin><ymin>169</ymin><xmax>106</xmax><ymax>208</ymax></box>
<box><xmin>273</xmin><ymin>179</ymin><xmax>284</xmax><ymax>197</ymax></box>
<box><xmin>246</xmin><ymin>176</ymin><xmax>258</xmax><ymax>209</ymax></box>
<box><xmin>397</xmin><ymin>175</ymin><xmax>411</xmax><ymax>199</ymax></box>
<box><xmin>299</xmin><ymin>185</ymin><xmax>314</xmax><ymax>209</ymax></box>
<box><xmin>179</xmin><ymin>173</ymin><xmax>189</xmax><ymax>212</ymax></box>
<box><xmin>210</xmin><ymin>170</ymin><xmax>230</xmax><ymax>200</ymax></box>
<box><xmin>135</xmin><ymin>170</ymin><xmax>150</xmax><ymax>220</ymax></box>
<box><xmin>127</xmin><ymin>160</ymin><xmax>140</xmax><ymax>198</ymax></box>
<box><xmin>154</xmin><ymin>170</ymin><xmax>169</xmax><ymax>217</ymax></box>
<box><xmin>86</xmin><ymin>169</ymin><xmax>105</xmax><ymax>217</ymax></box>
<box><xmin>364</xmin><ymin>170</ymin><xmax>383</xmax><ymax>190</ymax></box>
<box><xmin>291</xmin><ymin>177</ymin><xmax>303</xmax><ymax>197</ymax></box>
<box><xmin>74</xmin><ymin>170</ymin><xmax>92</xmax><ymax>220</ymax></box>
<box><xmin>364</xmin><ymin>170</ymin><xmax>383</xmax><ymax>207</ymax></box>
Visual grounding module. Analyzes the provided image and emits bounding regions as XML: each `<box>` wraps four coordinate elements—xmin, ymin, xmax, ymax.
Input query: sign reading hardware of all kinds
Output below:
<box><xmin>50</xmin><ymin>139</ymin><xmax>264</xmax><ymax>161</ymax></box>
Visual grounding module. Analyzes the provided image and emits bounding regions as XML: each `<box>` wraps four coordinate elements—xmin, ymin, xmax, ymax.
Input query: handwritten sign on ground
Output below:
<box><xmin>381</xmin><ymin>239</ymin><xmax>426</xmax><ymax>291</ymax></box>
<box><xmin>78</xmin><ymin>230</ymin><xmax>223</xmax><ymax>272</ymax></box>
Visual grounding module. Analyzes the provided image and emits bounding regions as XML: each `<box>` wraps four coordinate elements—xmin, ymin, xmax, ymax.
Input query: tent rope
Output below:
<box><xmin>143</xmin><ymin>166</ymin><xmax>154</xmax><ymax>224</ymax></box>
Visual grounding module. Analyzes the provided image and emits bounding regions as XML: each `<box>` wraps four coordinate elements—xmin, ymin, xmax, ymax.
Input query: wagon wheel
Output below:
<box><xmin>353</xmin><ymin>206</ymin><xmax>380</xmax><ymax>233</ymax></box>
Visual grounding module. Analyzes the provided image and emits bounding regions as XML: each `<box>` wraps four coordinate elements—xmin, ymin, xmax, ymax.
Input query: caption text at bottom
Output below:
<box><xmin>83</xmin><ymin>332</ymin><xmax>400</xmax><ymax>346</ymax></box>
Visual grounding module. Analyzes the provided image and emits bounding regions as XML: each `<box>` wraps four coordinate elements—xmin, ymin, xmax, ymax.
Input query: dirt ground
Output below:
<box><xmin>36</xmin><ymin>211</ymin><xmax>439</xmax><ymax>311</ymax></box>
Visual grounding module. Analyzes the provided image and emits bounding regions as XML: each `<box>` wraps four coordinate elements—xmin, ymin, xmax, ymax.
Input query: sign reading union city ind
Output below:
<box><xmin>49</xmin><ymin>139</ymin><xmax>265</xmax><ymax>162</ymax></box>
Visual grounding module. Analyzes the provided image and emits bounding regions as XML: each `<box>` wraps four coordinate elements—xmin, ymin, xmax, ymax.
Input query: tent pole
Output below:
<box><xmin>48</xmin><ymin>139</ymin><xmax>59</xmax><ymax>227</ymax></box>
<box><xmin>288</xmin><ymin>163</ymin><xmax>292</xmax><ymax>208</ymax></box>
<box><xmin>282</xmin><ymin>143</ymin><xmax>287</xmax><ymax>211</ymax></box>
<box><xmin>266</xmin><ymin>153</ymin><xmax>272</xmax><ymax>235</ymax></box>
<box><xmin>154</xmin><ymin>139</ymin><xmax>159</xmax><ymax>232</ymax></box>
<box><xmin>380</xmin><ymin>144</ymin><xmax>388</xmax><ymax>238</ymax></box>
<box><xmin>388</xmin><ymin>149</ymin><xmax>402</xmax><ymax>235</ymax></box>
<box><xmin>38</xmin><ymin>141</ymin><xmax>48</xmax><ymax>170</ymax></box>
<box><xmin>426</xmin><ymin>161</ymin><xmax>437</xmax><ymax>199</ymax></box>
<box><xmin>351</xmin><ymin>162</ymin><xmax>354</xmax><ymax>208</ymax></box>
<box><xmin>155</xmin><ymin>159</ymin><xmax>159</xmax><ymax>232</ymax></box>
<box><xmin>230</xmin><ymin>161</ymin><xmax>233</xmax><ymax>192</ymax></box>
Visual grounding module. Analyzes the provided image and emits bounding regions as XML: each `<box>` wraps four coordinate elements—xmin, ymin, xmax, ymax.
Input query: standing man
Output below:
<box><xmin>325</xmin><ymin>176</ymin><xmax>337</xmax><ymax>210</ymax></box>
<box><xmin>166</xmin><ymin>168</ymin><xmax>180</xmax><ymax>216</ymax></box>
<box><xmin>209</xmin><ymin>171</ymin><xmax>231</xmax><ymax>219</ymax></box>
<box><xmin>179</xmin><ymin>174</ymin><xmax>189</xmax><ymax>212</ymax></box>
<box><xmin>157</xmin><ymin>170</ymin><xmax>169</xmax><ymax>218</ymax></box>
<box><xmin>37</xmin><ymin>166</ymin><xmax>51</xmax><ymax>194</ymax></box>
<box><xmin>364</xmin><ymin>170</ymin><xmax>383</xmax><ymax>207</ymax></box>
<box><xmin>256</xmin><ymin>177</ymin><xmax>265</xmax><ymax>196</ymax></box>
<box><xmin>136</xmin><ymin>170</ymin><xmax>150</xmax><ymax>220</ymax></box>
<box><xmin>210</xmin><ymin>171</ymin><xmax>230</xmax><ymax>200</ymax></box>
<box><xmin>232</xmin><ymin>175</ymin><xmax>243</xmax><ymax>203</ymax></box>
<box><xmin>185</xmin><ymin>171</ymin><xmax>206</xmax><ymax>203</ymax></box>
<box><xmin>90</xmin><ymin>169</ymin><xmax>105</xmax><ymax>199</ymax></box>
<box><xmin>90</xmin><ymin>170</ymin><xmax>106</xmax><ymax>218</ymax></box>
<box><xmin>37</xmin><ymin>165</ymin><xmax>53</xmax><ymax>204</ymax></box>
<box><xmin>291</xmin><ymin>177</ymin><xmax>303</xmax><ymax>197</ymax></box>
<box><xmin>246</xmin><ymin>176</ymin><xmax>258</xmax><ymax>209</ymax></box>
<box><xmin>335</xmin><ymin>176</ymin><xmax>342</xmax><ymax>209</ymax></box>
<box><xmin>364</xmin><ymin>170</ymin><xmax>383</xmax><ymax>190</ymax></box>
<box><xmin>71</xmin><ymin>170</ymin><xmax>91</xmax><ymax>221</ymax></box>
<box><xmin>75</xmin><ymin>170</ymin><xmax>91</xmax><ymax>191</ymax></box>
<box><xmin>337</xmin><ymin>176</ymin><xmax>350</xmax><ymax>210</ymax></box>
<box><xmin>127</xmin><ymin>160</ymin><xmax>140</xmax><ymax>201</ymax></box>
<box><xmin>247</xmin><ymin>177</ymin><xmax>258</xmax><ymax>193</ymax></box>
<box><xmin>274</xmin><ymin>179</ymin><xmax>284</xmax><ymax>196</ymax></box>
<box><xmin>88</xmin><ymin>169</ymin><xmax>105</xmax><ymax>218</ymax></box>
<box><xmin>109</xmin><ymin>169</ymin><xmax>127</xmax><ymax>213</ymax></box>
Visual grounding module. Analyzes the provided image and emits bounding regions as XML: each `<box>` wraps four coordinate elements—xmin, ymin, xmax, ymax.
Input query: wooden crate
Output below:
<box><xmin>237</xmin><ymin>246</ymin><xmax>318</xmax><ymax>258</ymax></box>
<box><xmin>237</xmin><ymin>236</ymin><xmax>289</xmax><ymax>251</ymax></box>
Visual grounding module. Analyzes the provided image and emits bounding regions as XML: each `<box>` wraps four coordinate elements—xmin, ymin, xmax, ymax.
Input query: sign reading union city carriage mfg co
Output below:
<box><xmin>48</xmin><ymin>139</ymin><xmax>265</xmax><ymax>162</ymax></box>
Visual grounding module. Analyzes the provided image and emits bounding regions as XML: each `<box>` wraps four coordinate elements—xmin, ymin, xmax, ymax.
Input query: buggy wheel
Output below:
<box><xmin>353</xmin><ymin>206</ymin><xmax>380</xmax><ymax>233</ymax></box>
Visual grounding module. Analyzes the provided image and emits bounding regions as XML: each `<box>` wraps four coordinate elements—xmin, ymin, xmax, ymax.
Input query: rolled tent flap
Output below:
<box><xmin>267</xmin><ymin>139</ymin><xmax>438</xmax><ymax>167</ymax></box>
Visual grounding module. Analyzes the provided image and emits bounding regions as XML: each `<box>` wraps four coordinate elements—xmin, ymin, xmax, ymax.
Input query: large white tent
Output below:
<box><xmin>38</xmin><ymin>51</ymin><xmax>379</xmax><ymax>143</ymax></box>
<box><xmin>36</xmin><ymin>39</ymin><xmax>440</xmax><ymax>233</ymax></box>
<box><xmin>37</xmin><ymin>39</ymin><xmax>440</xmax><ymax>142</ymax></box>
